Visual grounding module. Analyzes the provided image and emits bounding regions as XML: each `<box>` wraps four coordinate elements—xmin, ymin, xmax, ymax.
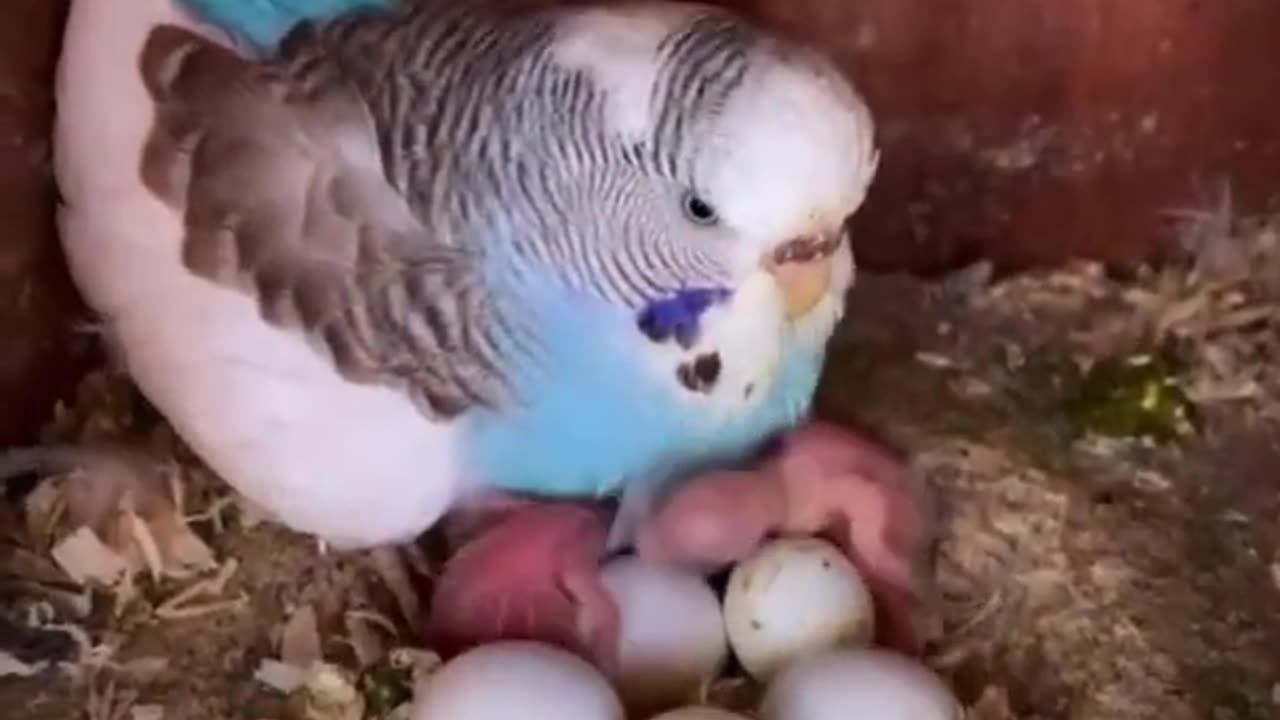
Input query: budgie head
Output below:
<box><xmin>506</xmin><ymin>2</ymin><xmax>879</xmax><ymax>408</ymax></box>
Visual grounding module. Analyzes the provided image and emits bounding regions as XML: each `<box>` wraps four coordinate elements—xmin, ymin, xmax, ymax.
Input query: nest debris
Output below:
<box><xmin>2</xmin><ymin>192</ymin><xmax>1278</xmax><ymax>719</ymax></box>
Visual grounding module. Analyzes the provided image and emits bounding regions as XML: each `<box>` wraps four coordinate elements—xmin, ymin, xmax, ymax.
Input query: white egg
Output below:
<box><xmin>722</xmin><ymin>537</ymin><xmax>874</xmax><ymax>681</ymax></box>
<box><xmin>650</xmin><ymin>707</ymin><xmax>753</xmax><ymax>719</ymax></box>
<box><xmin>409</xmin><ymin>641</ymin><xmax>624</xmax><ymax>720</ymax></box>
<box><xmin>759</xmin><ymin>647</ymin><xmax>961</xmax><ymax>720</ymax></box>
<box><xmin>600</xmin><ymin>555</ymin><xmax>729</xmax><ymax>714</ymax></box>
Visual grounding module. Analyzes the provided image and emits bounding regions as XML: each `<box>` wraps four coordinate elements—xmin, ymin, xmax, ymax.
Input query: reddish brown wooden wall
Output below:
<box><xmin>0</xmin><ymin>0</ymin><xmax>82</xmax><ymax>447</ymax></box>
<box><xmin>734</xmin><ymin>0</ymin><xmax>1280</xmax><ymax>274</ymax></box>
<box><xmin>2</xmin><ymin>0</ymin><xmax>1278</xmax><ymax>443</ymax></box>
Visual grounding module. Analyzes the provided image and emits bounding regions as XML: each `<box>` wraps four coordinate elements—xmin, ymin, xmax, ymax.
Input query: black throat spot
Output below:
<box><xmin>677</xmin><ymin>352</ymin><xmax>722</xmax><ymax>394</ymax></box>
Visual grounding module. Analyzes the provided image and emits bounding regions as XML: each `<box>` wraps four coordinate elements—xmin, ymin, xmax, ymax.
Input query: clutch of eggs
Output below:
<box><xmin>409</xmin><ymin>537</ymin><xmax>957</xmax><ymax>719</ymax></box>
<box><xmin>407</xmin><ymin>642</ymin><xmax>957</xmax><ymax>720</ymax></box>
<box><xmin>410</xmin><ymin>555</ymin><xmax>728</xmax><ymax>719</ymax></box>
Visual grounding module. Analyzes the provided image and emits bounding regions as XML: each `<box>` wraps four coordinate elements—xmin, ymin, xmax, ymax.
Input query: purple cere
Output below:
<box><xmin>636</xmin><ymin>286</ymin><xmax>733</xmax><ymax>349</ymax></box>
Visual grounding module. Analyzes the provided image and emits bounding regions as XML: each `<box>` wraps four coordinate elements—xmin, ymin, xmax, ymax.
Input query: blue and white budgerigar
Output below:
<box><xmin>53</xmin><ymin>0</ymin><xmax>904</xmax><ymax>664</ymax></box>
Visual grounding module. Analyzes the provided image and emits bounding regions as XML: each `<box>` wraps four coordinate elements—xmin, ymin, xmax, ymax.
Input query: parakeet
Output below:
<box><xmin>53</xmin><ymin>0</ymin><xmax>885</xmax><ymax>662</ymax></box>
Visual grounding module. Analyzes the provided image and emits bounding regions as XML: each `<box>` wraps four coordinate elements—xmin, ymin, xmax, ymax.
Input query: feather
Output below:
<box><xmin>462</xmin><ymin>256</ymin><xmax>827</xmax><ymax>500</ymax></box>
<box><xmin>55</xmin><ymin>0</ymin><xmax>464</xmax><ymax>550</ymax></box>
<box><xmin>137</xmin><ymin>22</ymin><xmax>510</xmax><ymax>418</ymax></box>
<box><xmin>176</xmin><ymin>0</ymin><xmax>397</xmax><ymax>50</ymax></box>
<box><xmin>56</xmin><ymin>0</ymin><xmax>876</xmax><ymax>551</ymax></box>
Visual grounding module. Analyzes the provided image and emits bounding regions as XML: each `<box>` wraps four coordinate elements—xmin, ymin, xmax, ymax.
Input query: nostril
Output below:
<box><xmin>773</xmin><ymin>238</ymin><xmax>816</xmax><ymax>264</ymax></box>
<box><xmin>773</xmin><ymin>234</ymin><xmax>840</xmax><ymax>265</ymax></box>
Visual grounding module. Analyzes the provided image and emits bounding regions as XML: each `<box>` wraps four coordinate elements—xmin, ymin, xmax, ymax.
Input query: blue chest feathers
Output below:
<box><xmin>458</xmin><ymin>272</ymin><xmax>828</xmax><ymax>498</ymax></box>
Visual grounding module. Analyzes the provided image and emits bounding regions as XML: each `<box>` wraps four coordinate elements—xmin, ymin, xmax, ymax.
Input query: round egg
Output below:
<box><xmin>650</xmin><ymin>707</ymin><xmax>753</xmax><ymax>719</ymax></box>
<box><xmin>409</xmin><ymin>641</ymin><xmax>623</xmax><ymax>720</ymax></box>
<box><xmin>722</xmin><ymin>537</ymin><xmax>874</xmax><ymax>681</ymax></box>
<box><xmin>759</xmin><ymin>647</ymin><xmax>960</xmax><ymax>720</ymax></box>
<box><xmin>600</xmin><ymin>555</ymin><xmax>728</xmax><ymax>714</ymax></box>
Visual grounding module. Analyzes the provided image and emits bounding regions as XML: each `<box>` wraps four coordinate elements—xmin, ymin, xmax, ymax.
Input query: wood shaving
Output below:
<box><xmin>147</xmin><ymin>508</ymin><xmax>217</xmax><ymax>579</ymax></box>
<box><xmin>152</xmin><ymin>595</ymin><xmax>247</xmax><ymax>620</ymax></box>
<box><xmin>50</xmin><ymin>526</ymin><xmax>128</xmax><ymax>586</ymax></box>
<box><xmin>280</xmin><ymin>604</ymin><xmax>324</xmax><ymax>668</ymax></box>
<box><xmin>111</xmin><ymin>567</ymin><xmax>139</xmax><ymax>618</ymax></box>
<box><xmin>183</xmin><ymin>494</ymin><xmax>235</xmax><ymax>533</ymax></box>
<box><xmin>287</xmin><ymin>663</ymin><xmax>364</xmax><ymax>720</ymax></box>
<box><xmin>964</xmin><ymin>686</ymin><xmax>1014</xmax><ymax>720</ymax></box>
<box><xmin>255</xmin><ymin>658</ymin><xmax>308</xmax><ymax>694</ymax></box>
<box><xmin>153</xmin><ymin>558</ymin><xmax>241</xmax><ymax>619</ymax></box>
<box><xmin>129</xmin><ymin>706</ymin><xmax>164</xmax><ymax>720</ymax></box>
<box><xmin>164</xmin><ymin>463</ymin><xmax>186</xmax><ymax>515</ymax></box>
<box><xmin>342</xmin><ymin>612</ymin><xmax>387</xmax><ymax>668</ymax></box>
<box><xmin>22</xmin><ymin>476</ymin><xmax>67</xmax><ymax>545</ymax></box>
<box><xmin>916</xmin><ymin>351</ymin><xmax>959</xmax><ymax>369</ymax></box>
<box><xmin>113</xmin><ymin>656</ymin><xmax>169</xmax><ymax>684</ymax></box>
<box><xmin>125</xmin><ymin>510</ymin><xmax>165</xmax><ymax>584</ymax></box>
<box><xmin>930</xmin><ymin>589</ymin><xmax>1008</xmax><ymax>671</ymax></box>
<box><xmin>346</xmin><ymin>609</ymin><xmax>399</xmax><ymax>639</ymax></box>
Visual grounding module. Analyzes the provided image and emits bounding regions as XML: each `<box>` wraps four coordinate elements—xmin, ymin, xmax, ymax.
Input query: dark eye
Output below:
<box><xmin>682</xmin><ymin>192</ymin><xmax>719</xmax><ymax>226</ymax></box>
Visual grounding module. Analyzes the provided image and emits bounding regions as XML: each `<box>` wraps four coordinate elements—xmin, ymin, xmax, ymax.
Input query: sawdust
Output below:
<box><xmin>0</xmin><ymin>371</ymin><xmax>422</xmax><ymax>719</ymax></box>
<box><xmin>2</xmin><ymin>198</ymin><xmax>1278</xmax><ymax>719</ymax></box>
<box><xmin>815</xmin><ymin>195</ymin><xmax>1280</xmax><ymax>719</ymax></box>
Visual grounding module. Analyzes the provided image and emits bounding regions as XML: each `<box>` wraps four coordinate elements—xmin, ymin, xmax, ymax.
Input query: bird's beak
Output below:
<box><xmin>761</xmin><ymin>229</ymin><xmax>844</xmax><ymax>320</ymax></box>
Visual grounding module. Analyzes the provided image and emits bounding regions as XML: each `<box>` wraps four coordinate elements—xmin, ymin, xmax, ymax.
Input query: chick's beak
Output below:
<box><xmin>761</xmin><ymin>229</ymin><xmax>844</xmax><ymax>320</ymax></box>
